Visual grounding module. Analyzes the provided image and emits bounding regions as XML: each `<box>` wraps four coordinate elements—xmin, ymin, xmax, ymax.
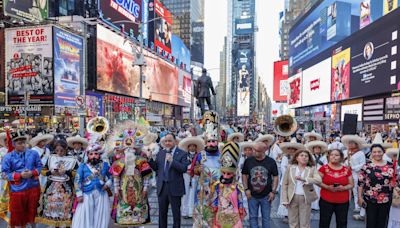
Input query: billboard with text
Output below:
<box><xmin>302</xmin><ymin>58</ymin><xmax>331</xmax><ymax>106</ymax></box>
<box><xmin>288</xmin><ymin>72</ymin><xmax>302</xmax><ymax>108</ymax></box>
<box><xmin>273</xmin><ymin>60</ymin><xmax>288</xmax><ymax>102</ymax></box>
<box><xmin>4</xmin><ymin>0</ymin><xmax>48</xmax><ymax>22</ymax></box>
<box><xmin>237</xmin><ymin>49</ymin><xmax>252</xmax><ymax>116</ymax></box>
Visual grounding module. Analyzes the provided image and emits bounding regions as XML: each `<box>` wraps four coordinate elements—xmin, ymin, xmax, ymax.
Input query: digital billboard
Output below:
<box><xmin>96</xmin><ymin>24</ymin><xmax>140</xmax><ymax>97</ymax></box>
<box><xmin>273</xmin><ymin>60</ymin><xmax>288</xmax><ymax>102</ymax></box>
<box><xmin>235</xmin><ymin>18</ymin><xmax>254</xmax><ymax>35</ymax></box>
<box><xmin>142</xmin><ymin>49</ymin><xmax>179</xmax><ymax>105</ymax></box>
<box><xmin>191</xmin><ymin>21</ymin><xmax>204</xmax><ymax>64</ymax></box>
<box><xmin>237</xmin><ymin>49</ymin><xmax>252</xmax><ymax>116</ymax></box>
<box><xmin>172</xmin><ymin>34</ymin><xmax>190</xmax><ymax>72</ymax></box>
<box><xmin>98</xmin><ymin>0</ymin><xmax>142</xmax><ymax>38</ymax></box>
<box><xmin>4</xmin><ymin>0</ymin><xmax>48</xmax><ymax>22</ymax></box>
<box><xmin>331</xmin><ymin>47</ymin><xmax>351</xmax><ymax>101</ymax></box>
<box><xmin>178</xmin><ymin>69</ymin><xmax>192</xmax><ymax>107</ymax></box>
<box><xmin>349</xmin><ymin>25</ymin><xmax>399</xmax><ymax>97</ymax></box>
<box><xmin>341</xmin><ymin>102</ymin><xmax>363</xmax><ymax>121</ymax></box>
<box><xmin>149</xmin><ymin>0</ymin><xmax>172</xmax><ymax>55</ymax></box>
<box><xmin>53</xmin><ymin>27</ymin><xmax>84</xmax><ymax>107</ymax></box>
<box><xmin>288</xmin><ymin>72</ymin><xmax>302</xmax><ymax>108</ymax></box>
<box><xmin>5</xmin><ymin>26</ymin><xmax>53</xmax><ymax>105</ymax></box>
<box><xmin>302</xmin><ymin>58</ymin><xmax>331</xmax><ymax>106</ymax></box>
<box><xmin>289</xmin><ymin>0</ymin><xmax>399</xmax><ymax>72</ymax></box>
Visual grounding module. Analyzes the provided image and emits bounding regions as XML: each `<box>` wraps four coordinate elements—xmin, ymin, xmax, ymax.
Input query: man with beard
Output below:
<box><xmin>71</xmin><ymin>143</ymin><xmax>112</xmax><ymax>228</ymax></box>
<box><xmin>192</xmin><ymin>136</ymin><xmax>222</xmax><ymax>227</ymax></box>
<box><xmin>242</xmin><ymin>142</ymin><xmax>279</xmax><ymax>228</ymax></box>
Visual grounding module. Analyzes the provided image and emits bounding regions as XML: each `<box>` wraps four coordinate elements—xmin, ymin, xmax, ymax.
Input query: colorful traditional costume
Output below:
<box><xmin>71</xmin><ymin>143</ymin><xmax>112</xmax><ymax>228</ymax></box>
<box><xmin>210</xmin><ymin>142</ymin><xmax>246</xmax><ymax>228</ymax></box>
<box><xmin>67</xmin><ymin>135</ymin><xmax>89</xmax><ymax>163</ymax></box>
<box><xmin>109</xmin><ymin>121</ymin><xmax>153</xmax><ymax>226</ymax></box>
<box><xmin>30</xmin><ymin>133</ymin><xmax>54</xmax><ymax>188</ymax></box>
<box><xmin>1</xmin><ymin>131</ymin><xmax>42</xmax><ymax>227</ymax></box>
<box><xmin>36</xmin><ymin>153</ymin><xmax>78</xmax><ymax>226</ymax></box>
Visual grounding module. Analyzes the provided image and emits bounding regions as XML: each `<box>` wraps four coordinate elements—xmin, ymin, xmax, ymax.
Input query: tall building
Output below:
<box><xmin>217</xmin><ymin>37</ymin><xmax>228</xmax><ymax>118</ymax></box>
<box><xmin>279</xmin><ymin>0</ymin><xmax>318</xmax><ymax>60</ymax></box>
<box><xmin>226</xmin><ymin>0</ymin><xmax>257</xmax><ymax>120</ymax></box>
<box><xmin>162</xmin><ymin>0</ymin><xmax>205</xmax><ymax>64</ymax></box>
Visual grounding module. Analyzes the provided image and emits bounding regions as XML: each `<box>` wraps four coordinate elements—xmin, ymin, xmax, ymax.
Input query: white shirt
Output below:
<box><xmin>344</xmin><ymin>150</ymin><xmax>366</xmax><ymax>177</ymax></box>
<box><xmin>268</xmin><ymin>144</ymin><xmax>282</xmax><ymax>161</ymax></box>
<box><xmin>294</xmin><ymin>166</ymin><xmax>305</xmax><ymax>195</ymax></box>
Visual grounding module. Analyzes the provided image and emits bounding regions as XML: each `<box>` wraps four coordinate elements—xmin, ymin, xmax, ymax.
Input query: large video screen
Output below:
<box><xmin>237</xmin><ymin>49</ymin><xmax>252</xmax><ymax>117</ymax></box>
<box><xmin>289</xmin><ymin>0</ymin><xmax>399</xmax><ymax>72</ymax></box>
<box><xmin>288</xmin><ymin>72</ymin><xmax>302</xmax><ymax>108</ymax></box>
<box><xmin>96</xmin><ymin>24</ymin><xmax>140</xmax><ymax>97</ymax></box>
<box><xmin>302</xmin><ymin>58</ymin><xmax>331</xmax><ymax>106</ymax></box>
<box><xmin>273</xmin><ymin>60</ymin><xmax>288</xmax><ymax>102</ymax></box>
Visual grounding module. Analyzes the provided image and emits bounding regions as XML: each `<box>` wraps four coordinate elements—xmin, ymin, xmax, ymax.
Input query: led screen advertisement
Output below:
<box><xmin>331</xmin><ymin>47</ymin><xmax>351</xmax><ymax>101</ymax></box>
<box><xmin>148</xmin><ymin>0</ymin><xmax>173</xmax><ymax>55</ymax></box>
<box><xmin>288</xmin><ymin>72</ymin><xmax>302</xmax><ymax>108</ymax></box>
<box><xmin>191</xmin><ymin>21</ymin><xmax>204</xmax><ymax>64</ymax></box>
<box><xmin>235</xmin><ymin>18</ymin><xmax>254</xmax><ymax>35</ymax></box>
<box><xmin>302</xmin><ymin>58</ymin><xmax>331</xmax><ymax>106</ymax></box>
<box><xmin>237</xmin><ymin>49</ymin><xmax>252</xmax><ymax>117</ymax></box>
<box><xmin>349</xmin><ymin>25</ymin><xmax>399</xmax><ymax>98</ymax></box>
<box><xmin>178</xmin><ymin>69</ymin><xmax>192</xmax><ymax>107</ymax></box>
<box><xmin>172</xmin><ymin>34</ymin><xmax>190</xmax><ymax>72</ymax></box>
<box><xmin>96</xmin><ymin>24</ymin><xmax>140</xmax><ymax>97</ymax></box>
<box><xmin>288</xmin><ymin>0</ymin><xmax>399</xmax><ymax>72</ymax></box>
<box><xmin>5</xmin><ymin>26</ymin><xmax>53</xmax><ymax>105</ymax></box>
<box><xmin>4</xmin><ymin>0</ymin><xmax>48</xmax><ymax>22</ymax></box>
<box><xmin>142</xmin><ymin>49</ymin><xmax>179</xmax><ymax>105</ymax></box>
<box><xmin>53</xmin><ymin>27</ymin><xmax>84</xmax><ymax>107</ymax></box>
<box><xmin>273</xmin><ymin>60</ymin><xmax>288</xmax><ymax>102</ymax></box>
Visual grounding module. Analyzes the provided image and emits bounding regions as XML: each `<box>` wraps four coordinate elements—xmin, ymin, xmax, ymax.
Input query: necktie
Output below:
<box><xmin>164</xmin><ymin>150</ymin><xmax>171</xmax><ymax>181</ymax></box>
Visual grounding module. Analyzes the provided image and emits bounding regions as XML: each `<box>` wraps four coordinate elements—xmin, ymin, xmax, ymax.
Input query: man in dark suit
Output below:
<box><xmin>148</xmin><ymin>133</ymin><xmax>189</xmax><ymax>228</ymax></box>
<box><xmin>196</xmin><ymin>68</ymin><xmax>216</xmax><ymax>114</ymax></box>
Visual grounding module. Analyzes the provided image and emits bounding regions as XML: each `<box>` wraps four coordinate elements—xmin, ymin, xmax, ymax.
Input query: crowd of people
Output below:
<box><xmin>0</xmin><ymin>114</ymin><xmax>399</xmax><ymax>228</ymax></box>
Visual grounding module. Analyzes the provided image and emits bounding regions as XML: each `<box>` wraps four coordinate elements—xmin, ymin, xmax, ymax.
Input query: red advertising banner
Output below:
<box><xmin>154</xmin><ymin>0</ymin><xmax>172</xmax><ymax>54</ymax></box>
<box><xmin>273</xmin><ymin>60</ymin><xmax>288</xmax><ymax>102</ymax></box>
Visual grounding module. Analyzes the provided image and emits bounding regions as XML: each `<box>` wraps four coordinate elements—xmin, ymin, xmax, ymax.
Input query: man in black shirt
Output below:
<box><xmin>242</xmin><ymin>142</ymin><xmax>279</xmax><ymax>228</ymax></box>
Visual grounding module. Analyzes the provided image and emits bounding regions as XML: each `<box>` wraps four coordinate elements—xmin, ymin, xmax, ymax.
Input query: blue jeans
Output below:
<box><xmin>248</xmin><ymin>196</ymin><xmax>271</xmax><ymax>228</ymax></box>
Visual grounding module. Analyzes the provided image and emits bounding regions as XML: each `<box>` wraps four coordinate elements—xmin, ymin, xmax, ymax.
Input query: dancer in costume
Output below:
<box><xmin>180</xmin><ymin>136</ymin><xmax>204</xmax><ymax>219</ymax></box>
<box><xmin>227</xmin><ymin>132</ymin><xmax>244</xmax><ymax>144</ymax></box>
<box><xmin>30</xmin><ymin>132</ymin><xmax>54</xmax><ymax>187</ymax></box>
<box><xmin>0</xmin><ymin>132</ymin><xmax>8</xmax><ymax>215</ymax></box>
<box><xmin>109</xmin><ymin>121</ymin><xmax>153</xmax><ymax>226</ymax></box>
<box><xmin>210</xmin><ymin>142</ymin><xmax>246</xmax><ymax>227</ymax></box>
<box><xmin>192</xmin><ymin>111</ymin><xmax>222</xmax><ymax>227</ymax></box>
<box><xmin>2</xmin><ymin>130</ymin><xmax>42</xmax><ymax>228</ymax></box>
<box><xmin>36</xmin><ymin>140</ymin><xmax>78</xmax><ymax>227</ymax></box>
<box><xmin>142</xmin><ymin>132</ymin><xmax>160</xmax><ymax>188</ymax></box>
<box><xmin>305</xmin><ymin>140</ymin><xmax>328</xmax><ymax>211</ymax></box>
<box><xmin>66</xmin><ymin>135</ymin><xmax>89</xmax><ymax>163</ymax></box>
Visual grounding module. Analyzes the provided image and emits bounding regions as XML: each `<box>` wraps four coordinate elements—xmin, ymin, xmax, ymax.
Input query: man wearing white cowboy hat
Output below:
<box><xmin>30</xmin><ymin>132</ymin><xmax>54</xmax><ymax>187</ymax></box>
<box><xmin>255</xmin><ymin>134</ymin><xmax>276</xmax><ymax>160</ymax></box>
<box><xmin>305</xmin><ymin>140</ymin><xmax>328</xmax><ymax>211</ymax></box>
<box><xmin>342</xmin><ymin>134</ymin><xmax>366</xmax><ymax>213</ymax></box>
<box><xmin>227</xmin><ymin>132</ymin><xmax>245</xmax><ymax>143</ymax></box>
<box><xmin>179</xmin><ymin>136</ymin><xmax>205</xmax><ymax>219</ymax></box>
<box><xmin>66</xmin><ymin>135</ymin><xmax>89</xmax><ymax>163</ymax></box>
<box><xmin>277</xmin><ymin>138</ymin><xmax>306</xmax><ymax>220</ymax></box>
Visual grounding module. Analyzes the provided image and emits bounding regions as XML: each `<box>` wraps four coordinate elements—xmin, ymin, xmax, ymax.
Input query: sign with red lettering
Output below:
<box><xmin>5</xmin><ymin>26</ymin><xmax>53</xmax><ymax>105</ymax></box>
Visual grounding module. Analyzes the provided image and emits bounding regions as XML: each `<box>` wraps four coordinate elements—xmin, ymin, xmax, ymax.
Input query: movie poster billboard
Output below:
<box><xmin>86</xmin><ymin>91</ymin><xmax>103</xmax><ymax>118</ymax></box>
<box><xmin>237</xmin><ymin>49</ymin><xmax>252</xmax><ymax>117</ymax></box>
<box><xmin>331</xmin><ymin>47</ymin><xmax>350</xmax><ymax>101</ymax></box>
<box><xmin>360</xmin><ymin>0</ymin><xmax>372</xmax><ymax>29</ymax></box>
<box><xmin>288</xmin><ymin>72</ymin><xmax>302</xmax><ymax>108</ymax></box>
<box><xmin>384</xmin><ymin>0</ymin><xmax>399</xmax><ymax>15</ymax></box>
<box><xmin>349</xmin><ymin>25</ymin><xmax>399</xmax><ymax>98</ymax></box>
<box><xmin>5</xmin><ymin>26</ymin><xmax>53</xmax><ymax>105</ymax></box>
<box><xmin>98</xmin><ymin>0</ymin><xmax>142</xmax><ymax>38</ymax></box>
<box><xmin>178</xmin><ymin>69</ymin><xmax>192</xmax><ymax>107</ymax></box>
<box><xmin>302</xmin><ymin>58</ymin><xmax>331</xmax><ymax>106</ymax></box>
<box><xmin>53</xmin><ymin>27</ymin><xmax>84</xmax><ymax>107</ymax></box>
<box><xmin>153</xmin><ymin>0</ymin><xmax>172</xmax><ymax>54</ymax></box>
<box><xmin>142</xmin><ymin>49</ymin><xmax>178</xmax><ymax>105</ymax></box>
<box><xmin>4</xmin><ymin>0</ymin><xmax>48</xmax><ymax>22</ymax></box>
<box><xmin>96</xmin><ymin>24</ymin><xmax>140</xmax><ymax>97</ymax></box>
<box><xmin>273</xmin><ymin>60</ymin><xmax>289</xmax><ymax>102</ymax></box>
<box><xmin>172</xmin><ymin>34</ymin><xmax>190</xmax><ymax>72</ymax></box>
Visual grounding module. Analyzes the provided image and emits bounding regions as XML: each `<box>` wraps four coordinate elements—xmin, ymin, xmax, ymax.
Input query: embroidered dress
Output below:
<box><xmin>210</xmin><ymin>181</ymin><xmax>246</xmax><ymax>228</ymax></box>
<box><xmin>31</xmin><ymin>146</ymin><xmax>51</xmax><ymax>187</ymax></box>
<box><xmin>192</xmin><ymin>152</ymin><xmax>221</xmax><ymax>227</ymax></box>
<box><xmin>110</xmin><ymin>151</ymin><xmax>152</xmax><ymax>226</ymax></box>
<box><xmin>36</xmin><ymin>155</ymin><xmax>78</xmax><ymax>226</ymax></box>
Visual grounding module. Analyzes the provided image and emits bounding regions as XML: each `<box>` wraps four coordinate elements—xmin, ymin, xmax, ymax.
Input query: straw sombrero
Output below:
<box><xmin>280</xmin><ymin>138</ymin><xmax>305</xmax><ymax>154</ymax></box>
<box><xmin>227</xmin><ymin>132</ymin><xmax>244</xmax><ymax>143</ymax></box>
<box><xmin>178</xmin><ymin>136</ymin><xmax>205</xmax><ymax>152</ymax></box>
<box><xmin>341</xmin><ymin>135</ymin><xmax>365</xmax><ymax>149</ymax></box>
<box><xmin>304</xmin><ymin>131</ymin><xmax>323</xmax><ymax>142</ymax></box>
<box><xmin>240</xmin><ymin>141</ymin><xmax>254</xmax><ymax>151</ymax></box>
<box><xmin>370</xmin><ymin>133</ymin><xmax>392</xmax><ymax>149</ymax></box>
<box><xmin>30</xmin><ymin>133</ymin><xmax>54</xmax><ymax>147</ymax></box>
<box><xmin>305</xmin><ymin>140</ymin><xmax>328</xmax><ymax>153</ymax></box>
<box><xmin>143</xmin><ymin>133</ymin><xmax>158</xmax><ymax>146</ymax></box>
<box><xmin>255</xmin><ymin>134</ymin><xmax>275</xmax><ymax>146</ymax></box>
<box><xmin>66</xmin><ymin>135</ymin><xmax>89</xmax><ymax>149</ymax></box>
